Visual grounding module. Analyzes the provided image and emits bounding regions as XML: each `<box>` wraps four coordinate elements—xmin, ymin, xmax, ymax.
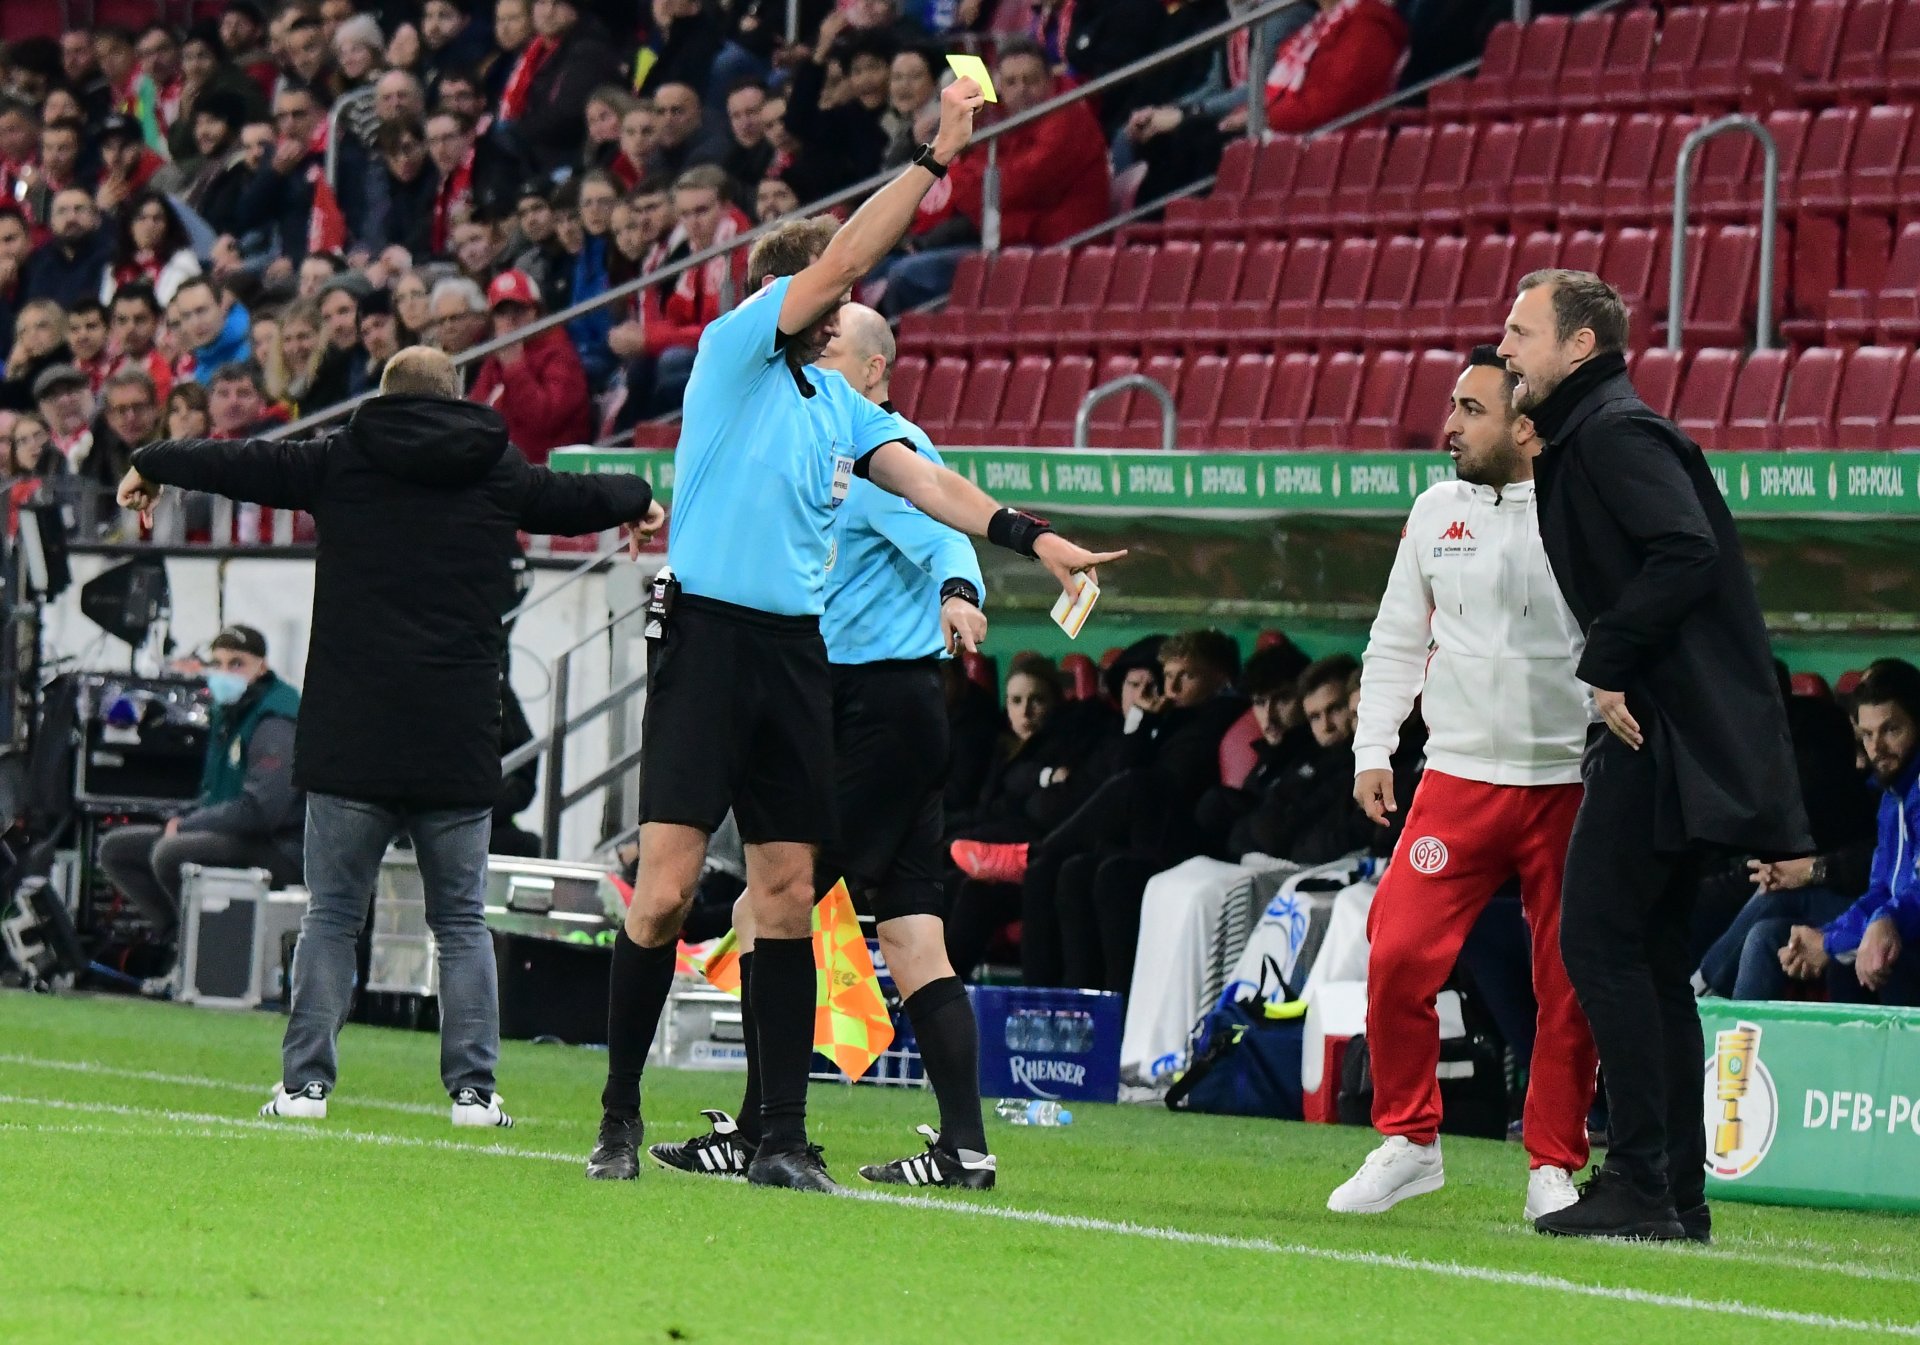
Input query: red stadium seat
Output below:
<box><xmin>1773</xmin><ymin>347</ymin><xmax>1846</xmax><ymax>451</ymax></box>
<box><xmin>1506</xmin><ymin>15</ymin><xmax>1573</xmax><ymax>116</ymax></box>
<box><xmin>1370</xmin><ymin>126</ymin><xmax>1433</xmax><ymax>230</ymax></box>
<box><xmin>1203</xmin><ymin>238</ymin><xmax>1287</xmax><ymax>344</ymax></box>
<box><xmin>1826</xmin><ymin>222</ymin><xmax>1920</xmax><ymax>343</ymax></box>
<box><xmin>1830</xmin><ymin>0</ymin><xmax>1897</xmax><ymax>98</ymax></box>
<box><xmin>1684</xmin><ymin>3</ymin><xmax>1753</xmax><ymax>109</ymax></box>
<box><xmin>1798</xmin><ymin>106</ymin><xmax>1868</xmax><ymax>215</ymax></box>
<box><xmin>1218</xmin><ymin>710</ymin><xmax>1262</xmax><ymax>789</ymax></box>
<box><xmin>1300</xmin><ymin>352</ymin><xmax>1367</xmax><ymax>447</ymax></box>
<box><xmin>1084</xmin><ymin>354</ymin><xmax>1141</xmax><ymax>442</ymax></box>
<box><xmin>1560</xmin><ymin>112</ymin><xmax>1646</xmax><ymax>227</ymax></box>
<box><xmin>1836</xmin><ymin>669</ymin><xmax>1866</xmax><ymax>697</ymax></box>
<box><xmin>1437</xmin><ymin>233</ymin><xmax>1515</xmax><ymax>345</ymax></box>
<box><xmin>1675</xmin><ymin>347</ymin><xmax>1745</xmax><ymax>450</ymax></box>
<box><xmin>1214</xmin><ymin>353</ymin><xmax>1276</xmax><ymax>448</ymax></box>
<box><xmin>1330</xmin><ymin>128</ymin><xmax>1391</xmax><ymax>231</ymax></box>
<box><xmin>1888</xmin><ymin>356</ymin><xmax>1920</xmax><ymax>448</ymax></box>
<box><xmin>1510</xmin><ymin>116</ymin><xmax>1577</xmax><ymax>228</ymax></box>
<box><xmin>1643</xmin><ymin>8</ymin><xmax>1711</xmax><ymax>111</ymax></box>
<box><xmin>1400</xmin><ymin>235</ymin><xmax>1468</xmax><ymax>346</ymax></box>
<box><xmin>1111</xmin><ymin>241</ymin><xmax>1200</xmax><ymax>346</ymax></box>
<box><xmin>1061</xmin><ymin>653</ymin><xmax>1099</xmax><ymax>700</ymax></box>
<box><xmin>1428</xmin><ymin>21</ymin><xmax>1520</xmax><ymax>119</ymax></box>
<box><xmin>1462</xmin><ymin>120</ymin><xmax>1523</xmax><ymax>225</ymax></box>
<box><xmin>1889</xmin><ymin>0</ymin><xmax>1920</xmax><ymax>93</ymax></box>
<box><xmin>1260</xmin><ymin>132</ymin><xmax>1346</xmax><ymax>232</ymax></box>
<box><xmin>1027</xmin><ymin>245</ymin><xmax>1116</xmax><ymax>348</ymax></box>
<box><xmin>1720</xmin><ymin>349</ymin><xmax>1792</xmax><ymax>451</ymax></box>
<box><xmin>916</xmin><ymin>356</ymin><xmax>970</xmax><ymax>439</ymax></box>
<box><xmin>1351</xmin><ymin>236</ymin><xmax>1423</xmax><ymax>345</ymax></box>
<box><xmin>1574</xmin><ymin>8</ymin><xmax>1655</xmax><ymax>111</ymax></box>
<box><xmin>1399</xmin><ymin>349</ymin><xmax>1460</xmax><ymax>451</ymax></box>
<box><xmin>1833</xmin><ymin>346</ymin><xmax>1909</xmax><ymax>450</ymax></box>
<box><xmin>1034</xmin><ymin>354</ymin><xmax>1096</xmax><ymax>444</ymax></box>
<box><xmin>1787</xmin><ymin>0</ymin><xmax>1852</xmax><ymax>93</ymax></box>
<box><xmin>1561</xmin><ymin>228</ymin><xmax>1606</xmax><ymax>278</ymax></box>
<box><xmin>950</xmin><ymin>356</ymin><xmax>1013</xmax><ymax>445</ymax></box>
<box><xmin>1415</xmin><ymin>122</ymin><xmax>1478</xmax><ymax>222</ymax></box>
<box><xmin>1690</xmin><ymin>128</ymin><xmax>1758</xmax><ymax>220</ymax></box>
<box><xmin>1268</xmin><ymin>237</ymin><xmax>1335</xmax><ymax>341</ymax></box>
<box><xmin>1791</xmin><ymin>672</ymin><xmax>1833</xmax><ymax>700</ymax></box>
<box><xmin>1313</xmin><ymin>237</ymin><xmax>1380</xmax><ymax>346</ymax></box>
<box><xmin>961</xmin><ymin>652</ymin><xmax>995</xmax><ymax>691</ymax></box>
<box><xmin>1250</xmin><ymin>351</ymin><xmax>1319</xmax><ymax>449</ymax></box>
<box><xmin>1548</xmin><ymin>11</ymin><xmax>1616</xmax><ymax>113</ymax></box>
<box><xmin>890</xmin><ymin>355</ymin><xmax>928</xmax><ymax>420</ymax></box>
<box><xmin>1349</xmin><ymin>350</ymin><xmax>1416</xmax><ymax>449</ymax></box>
<box><xmin>995</xmin><ymin>354</ymin><xmax>1051</xmax><ymax>443</ymax></box>
<box><xmin>1121</xmin><ymin>353</ymin><xmax>1185</xmax><ymax>447</ymax></box>
<box><xmin>1601</xmin><ymin>227</ymin><xmax>1659</xmax><ymax>320</ymax></box>
<box><xmin>1176</xmin><ymin>355</ymin><xmax>1229</xmax><ymax>445</ymax></box>
<box><xmin>1737</xmin><ymin>1</ymin><xmax>1797</xmax><ymax>102</ymax></box>
<box><xmin>1634</xmin><ymin>347</ymin><xmax>1687</xmax><ymax>418</ymax></box>
<box><xmin>1687</xmin><ymin>225</ymin><xmax>1761</xmax><ymax>346</ymax></box>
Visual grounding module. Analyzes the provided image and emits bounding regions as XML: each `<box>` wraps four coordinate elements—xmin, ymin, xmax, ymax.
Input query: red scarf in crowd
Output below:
<box><xmin>432</xmin><ymin>146</ymin><xmax>476</xmax><ymax>253</ymax></box>
<box><xmin>112</xmin><ymin>251</ymin><xmax>164</xmax><ymax>294</ymax></box>
<box><xmin>1267</xmin><ymin>0</ymin><xmax>1367</xmax><ymax>94</ymax></box>
<box><xmin>499</xmin><ymin>37</ymin><xmax>556</xmax><ymax>123</ymax></box>
<box><xmin>609</xmin><ymin>152</ymin><xmax>643</xmax><ymax>192</ymax></box>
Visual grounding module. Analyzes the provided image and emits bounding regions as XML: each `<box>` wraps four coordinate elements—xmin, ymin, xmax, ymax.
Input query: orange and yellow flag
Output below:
<box><xmin>698</xmin><ymin>880</ymin><xmax>894</xmax><ymax>1080</ymax></box>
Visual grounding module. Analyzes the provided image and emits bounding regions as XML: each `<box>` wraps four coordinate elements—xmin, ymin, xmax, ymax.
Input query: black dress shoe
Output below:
<box><xmin>586</xmin><ymin>1113</ymin><xmax>643</xmax><ymax>1180</ymax></box>
<box><xmin>1534</xmin><ymin>1167</ymin><xmax>1685</xmax><ymax>1241</ymax></box>
<box><xmin>748</xmin><ymin>1143</ymin><xmax>840</xmax><ymax>1193</ymax></box>
<box><xmin>1676</xmin><ymin>1202</ymin><xmax>1712</xmax><ymax>1244</ymax></box>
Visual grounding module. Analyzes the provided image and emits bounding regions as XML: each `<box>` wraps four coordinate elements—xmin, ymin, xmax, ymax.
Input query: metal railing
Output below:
<box><xmin>256</xmin><ymin>0</ymin><xmax>1309</xmax><ymax>445</ymax></box>
<box><xmin>1669</xmin><ymin>115</ymin><xmax>1779</xmax><ymax>353</ymax></box>
<box><xmin>1075</xmin><ymin>374</ymin><xmax>1177</xmax><ymax>451</ymax></box>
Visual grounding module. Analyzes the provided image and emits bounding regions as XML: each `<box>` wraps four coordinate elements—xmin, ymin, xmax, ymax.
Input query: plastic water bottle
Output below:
<box><xmin>995</xmin><ymin>1098</ymin><xmax>1073</xmax><ymax>1126</ymax></box>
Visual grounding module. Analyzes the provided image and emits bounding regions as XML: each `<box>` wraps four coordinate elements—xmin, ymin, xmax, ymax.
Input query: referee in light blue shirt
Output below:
<box><xmin>590</xmin><ymin>77</ymin><xmax>1127</xmax><ymax>1193</ymax></box>
<box><xmin>649</xmin><ymin>305</ymin><xmax>998</xmax><ymax>1191</ymax></box>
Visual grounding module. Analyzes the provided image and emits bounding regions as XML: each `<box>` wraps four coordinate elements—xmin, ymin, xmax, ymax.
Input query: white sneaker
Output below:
<box><xmin>1327</xmin><ymin>1136</ymin><xmax>1444</xmax><ymax>1214</ymax></box>
<box><xmin>1525</xmin><ymin>1165</ymin><xmax>1579</xmax><ymax>1221</ymax></box>
<box><xmin>450</xmin><ymin>1088</ymin><xmax>514</xmax><ymax>1128</ymax></box>
<box><xmin>260</xmin><ymin>1081</ymin><xmax>327</xmax><ymax>1119</ymax></box>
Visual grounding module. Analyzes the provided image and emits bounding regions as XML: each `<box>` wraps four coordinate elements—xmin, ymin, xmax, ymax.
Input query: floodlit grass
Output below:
<box><xmin>2</xmin><ymin>991</ymin><xmax>1916</xmax><ymax>1344</ymax></box>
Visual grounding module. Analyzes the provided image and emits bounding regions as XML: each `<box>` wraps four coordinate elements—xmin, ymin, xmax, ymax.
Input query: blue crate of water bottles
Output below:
<box><xmin>973</xmin><ymin>985</ymin><xmax>1122</xmax><ymax>1104</ymax></box>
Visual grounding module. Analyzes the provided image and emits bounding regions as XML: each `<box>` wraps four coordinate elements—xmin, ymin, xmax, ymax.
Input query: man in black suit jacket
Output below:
<box><xmin>1500</xmin><ymin>269</ymin><xmax>1811</xmax><ymax>1244</ymax></box>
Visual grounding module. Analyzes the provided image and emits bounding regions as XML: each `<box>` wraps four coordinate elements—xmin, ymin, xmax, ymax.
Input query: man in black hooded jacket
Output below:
<box><xmin>1499</xmin><ymin>269</ymin><xmax>1811</xmax><ymax>1244</ymax></box>
<box><xmin>118</xmin><ymin>345</ymin><xmax>661</xmax><ymax>1129</ymax></box>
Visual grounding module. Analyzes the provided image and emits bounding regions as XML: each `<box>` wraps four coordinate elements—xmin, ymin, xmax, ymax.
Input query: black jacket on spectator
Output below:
<box><xmin>22</xmin><ymin>232</ymin><xmax>112</xmax><ymax>309</ymax></box>
<box><xmin>638</xmin><ymin>7</ymin><xmax>728</xmax><ymax>96</ymax></box>
<box><xmin>783</xmin><ymin>60</ymin><xmax>889</xmax><ymax>195</ymax></box>
<box><xmin>130</xmin><ymin>395</ymin><xmax>654</xmax><ymax>806</ymax></box>
<box><xmin>237</xmin><ymin>152</ymin><xmax>321</xmax><ymax>265</ymax></box>
<box><xmin>0</xmin><ymin>341</ymin><xmax>74</xmax><ymax>413</ymax></box>
<box><xmin>950</xmin><ymin>700</ymin><xmax>1117</xmax><ymax>842</ymax></box>
<box><xmin>518</xmin><ymin>15</ymin><xmax>626</xmax><ymax>176</ymax></box>
<box><xmin>1531</xmin><ymin>353</ymin><xmax>1812</xmax><ymax>856</ymax></box>
<box><xmin>1194</xmin><ymin>720</ymin><xmax>1317</xmax><ymax>855</ymax></box>
<box><xmin>1068</xmin><ymin>0</ymin><xmax>1224</xmax><ymax>134</ymax></box>
<box><xmin>374</xmin><ymin>164</ymin><xmax>438</xmax><ymax>258</ymax></box>
<box><xmin>945</xmin><ymin>672</ymin><xmax>1003</xmax><ymax>815</ymax></box>
<box><xmin>186</xmin><ymin>153</ymin><xmax>259</xmax><ymax>239</ymax></box>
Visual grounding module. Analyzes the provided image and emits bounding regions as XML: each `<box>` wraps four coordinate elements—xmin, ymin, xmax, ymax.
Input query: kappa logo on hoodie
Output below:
<box><xmin>1433</xmin><ymin>519</ymin><xmax>1477</xmax><ymax>559</ymax></box>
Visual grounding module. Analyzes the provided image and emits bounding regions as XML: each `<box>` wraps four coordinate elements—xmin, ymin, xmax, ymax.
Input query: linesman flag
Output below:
<box><xmin>701</xmin><ymin>880</ymin><xmax>895</xmax><ymax>1080</ymax></box>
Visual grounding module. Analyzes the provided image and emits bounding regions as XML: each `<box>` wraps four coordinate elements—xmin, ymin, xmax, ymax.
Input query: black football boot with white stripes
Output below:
<box><xmin>648</xmin><ymin>1109</ymin><xmax>755</xmax><ymax>1177</ymax></box>
<box><xmin>858</xmin><ymin>1125</ymin><xmax>997</xmax><ymax>1190</ymax></box>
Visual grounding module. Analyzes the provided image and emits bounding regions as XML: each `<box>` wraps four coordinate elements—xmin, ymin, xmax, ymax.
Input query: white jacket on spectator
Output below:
<box><xmin>1354</xmin><ymin>478</ymin><xmax>1590</xmax><ymax>787</ymax></box>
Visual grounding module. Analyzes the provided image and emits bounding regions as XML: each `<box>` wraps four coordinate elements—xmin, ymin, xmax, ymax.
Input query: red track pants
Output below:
<box><xmin>1366</xmin><ymin>770</ymin><xmax>1596</xmax><ymax>1171</ymax></box>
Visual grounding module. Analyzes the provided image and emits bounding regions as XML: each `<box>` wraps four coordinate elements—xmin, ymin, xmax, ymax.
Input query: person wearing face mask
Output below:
<box><xmin>98</xmin><ymin>624</ymin><xmax>305</xmax><ymax>951</ymax></box>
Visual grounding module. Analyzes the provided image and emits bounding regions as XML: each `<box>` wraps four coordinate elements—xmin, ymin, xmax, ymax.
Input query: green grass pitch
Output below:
<box><xmin>3</xmin><ymin>991</ymin><xmax>1916</xmax><ymax>1345</ymax></box>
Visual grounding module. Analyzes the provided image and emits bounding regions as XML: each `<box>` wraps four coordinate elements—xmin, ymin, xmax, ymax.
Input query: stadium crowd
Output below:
<box><xmin>0</xmin><ymin>0</ymin><xmax>1552</xmax><ymax>530</ymax></box>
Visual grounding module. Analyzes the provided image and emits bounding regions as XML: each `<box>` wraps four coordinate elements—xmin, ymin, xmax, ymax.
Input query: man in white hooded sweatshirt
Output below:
<box><xmin>1327</xmin><ymin>346</ymin><xmax>1598</xmax><ymax>1222</ymax></box>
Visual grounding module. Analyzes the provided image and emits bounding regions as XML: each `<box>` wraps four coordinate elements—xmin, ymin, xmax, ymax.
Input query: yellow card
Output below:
<box><xmin>1049</xmin><ymin>572</ymin><xmax>1100</xmax><ymax>640</ymax></box>
<box><xmin>946</xmin><ymin>53</ymin><xmax>998</xmax><ymax>102</ymax></box>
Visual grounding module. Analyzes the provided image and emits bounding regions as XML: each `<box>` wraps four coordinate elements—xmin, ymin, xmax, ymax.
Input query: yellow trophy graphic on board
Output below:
<box><xmin>1703</xmin><ymin>1020</ymin><xmax>1778</xmax><ymax>1180</ymax></box>
<box><xmin>1713</xmin><ymin>1024</ymin><xmax>1760</xmax><ymax>1157</ymax></box>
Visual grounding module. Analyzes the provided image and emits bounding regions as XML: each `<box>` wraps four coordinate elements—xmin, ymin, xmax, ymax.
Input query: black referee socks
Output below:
<box><xmin>600</xmin><ymin>928</ymin><xmax>676</xmax><ymax>1120</ymax></box>
<box><xmin>749</xmin><ymin>937</ymin><xmax>816</xmax><ymax>1152</ymax></box>
<box><xmin>734</xmin><ymin>952</ymin><xmax>762</xmax><ymax>1148</ymax></box>
<box><xmin>904</xmin><ymin>976</ymin><xmax>988</xmax><ymax>1155</ymax></box>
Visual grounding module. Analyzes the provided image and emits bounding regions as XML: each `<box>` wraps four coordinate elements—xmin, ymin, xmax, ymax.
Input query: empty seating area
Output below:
<box><xmin>894</xmin><ymin>0</ymin><xmax>1920</xmax><ymax>451</ymax></box>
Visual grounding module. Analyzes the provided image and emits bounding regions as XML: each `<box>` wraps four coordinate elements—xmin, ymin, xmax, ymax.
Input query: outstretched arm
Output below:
<box><xmin>515</xmin><ymin>461</ymin><xmax>659</xmax><ymax>539</ymax></box>
<box><xmin>124</xmin><ymin>436</ymin><xmax>328</xmax><ymax>512</ymax></box>
<box><xmin>860</xmin><ymin>439</ymin><xmax>1126</xmax><ymax>598</ymax></box>
<box><xmin>776</xmin><ymin>78</ymin><xmax>985</xmax><ymax>337</ymax></box>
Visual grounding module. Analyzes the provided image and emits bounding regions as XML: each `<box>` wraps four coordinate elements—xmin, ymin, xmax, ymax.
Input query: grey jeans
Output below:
<box><xmin>281</xmin><ymin>793</ymin><xmax>499</xmax><ymax>1098</ymax></box>
<box><xmin>98</xmin><ymin>824</ymin><xmax>301</xmax><ymax>933</ymax></box>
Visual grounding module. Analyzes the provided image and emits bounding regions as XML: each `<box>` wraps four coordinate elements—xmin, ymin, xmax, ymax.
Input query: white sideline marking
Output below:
<box><xmin>1480</xmin><ymin>1220</ymin><xmax>1920</xmax><ymax>1288</ymax></box>
<box><xmin>0</xmin><ymin>1053</ymin><xmax>538</xmax><ymax>1121</ymax></box>
<box><xmin>5</xmin><ymin>1095</ymin><xmax>1917</xmax><ymax>1338</ymax></box>
<box><xmin>837</xmin><ymin>1190</ymin><xmax>1920</xmax><ymax>1337</ymax></box>
<box><xmin>0</xmin><ymin>1095</ymin><xmax>576</xmax><ymax>1163</ymax></box>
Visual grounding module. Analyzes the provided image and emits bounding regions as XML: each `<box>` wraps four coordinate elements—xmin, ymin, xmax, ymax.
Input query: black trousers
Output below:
<box><xmin>1055</xmin><ymin>850</ymin><xmax>1164</xmax><ymax>994</ymax></box>
<box><xmin>1558</xmin><ymin>729</ymin><xmax>1706</xmax><ymax>1209</ymax></box>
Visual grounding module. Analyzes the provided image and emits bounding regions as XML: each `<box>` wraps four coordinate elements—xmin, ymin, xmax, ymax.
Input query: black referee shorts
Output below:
<box><xmin>638</xmin><ymin>594</ymin><xmax>835</xmax><ymax>846</ymax></box>
<box><xmin>817</xmin><ymin>658</ymin><xmax>951</xmax><ymax>924</ymax></box>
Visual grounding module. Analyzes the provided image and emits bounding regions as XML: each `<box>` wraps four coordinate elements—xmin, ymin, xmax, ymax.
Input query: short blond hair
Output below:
<box><xmin>747</xmin><ymin>215</ymin><xmax>839</xmax><ymax>290</ymax></box>
<box><xmin>380</xmin><ymin>345</ymin><xmax>461</xmax><ymax>398</ymax></box>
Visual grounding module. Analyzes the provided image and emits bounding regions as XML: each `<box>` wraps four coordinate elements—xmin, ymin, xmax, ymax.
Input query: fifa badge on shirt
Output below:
<box><xmin>831</xmin><ymin>455</ymin><xmax>855</xmax><ymax>507</ymax></box>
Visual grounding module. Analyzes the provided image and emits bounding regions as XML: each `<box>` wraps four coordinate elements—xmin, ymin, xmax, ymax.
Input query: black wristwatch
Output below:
<box><xmin>911</xmin><ymin>142</ymin><xmax>949</xmax><ymax>178</ymax></box>
<box><xmin>940</xmin><ymin>577</ymin><xmax>981</xmax><ymax>607</ymax></box>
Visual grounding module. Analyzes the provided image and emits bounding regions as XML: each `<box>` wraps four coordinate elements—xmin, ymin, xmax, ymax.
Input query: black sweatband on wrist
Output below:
<box><xmin>940</xmin><ymin>577</ymin><xmax>981</xmax><ymax>607</ymax></box>
<box><xmin>986</xmin><ymin>507</ymin><xmax>1054</xmax><ymax>559</ymax></box>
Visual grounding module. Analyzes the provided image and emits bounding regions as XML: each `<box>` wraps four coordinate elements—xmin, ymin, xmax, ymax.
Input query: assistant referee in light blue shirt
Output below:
<box><xmin>589</xmin><ymin>78</ymin><xmax>1127</xmax><ymax>1193</ymax></box>
<box><xmin>648</xmin><ymin>304</ymin><xmax>999</xmax><ymax>1191</ymax></box>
